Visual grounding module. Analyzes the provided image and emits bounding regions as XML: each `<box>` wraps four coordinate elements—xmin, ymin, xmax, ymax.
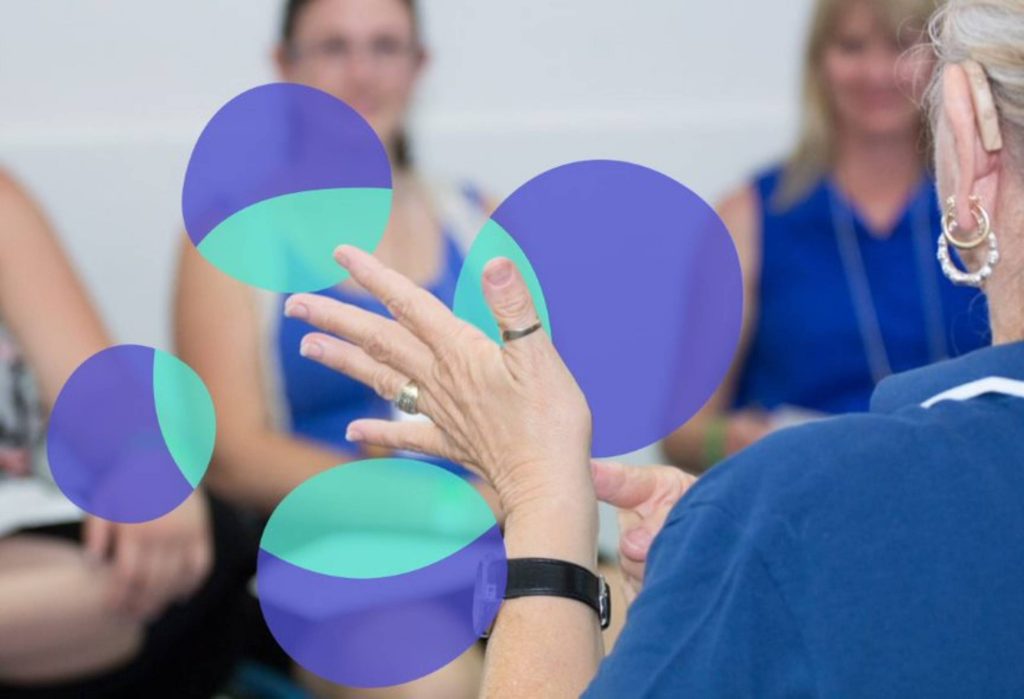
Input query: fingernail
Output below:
<box><xmin>285</xmin><ymin>302</ymin><xmax>309</xmax><ymax>320</ymax></box>
<box><xmin>300</xmin><ymin>340</ymin><xmax>323</xmax><ymax>359</ymax></box>
<box><xmin>346</xmin><ymin>426</ymin><xmax>364</xmax><ymax>442</ymax></box>
<box><xmin>334</xmin><ymin>246</ymin><xmax>352</xmax><ymax>268</ymax></box>
<box><xmin>484</xmin><ymin>259</ymin><xmax>513</xmax><ymax>287</ymax></box>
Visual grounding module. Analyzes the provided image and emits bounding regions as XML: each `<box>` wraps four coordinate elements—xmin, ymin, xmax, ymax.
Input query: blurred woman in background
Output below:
<box><xmin>174</xmin><ymin>0</ymin><xmax>494</xmax><ymax>696</ymax></box>
<box><xmin>0</xmin><ymin>172</ymin><xmax>245</xmax><ymax>699</ymax></box>
<box><xmin>663</xmin><ymin>0</ymin><xmax>990</xmax><ymax>473</ymax></box>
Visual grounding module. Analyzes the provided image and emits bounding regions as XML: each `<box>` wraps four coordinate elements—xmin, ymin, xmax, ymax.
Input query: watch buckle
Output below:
<box><xmin>598</xmin><ymin>575</ymin><xmax>611</xmax><ymax>630</ymax></box>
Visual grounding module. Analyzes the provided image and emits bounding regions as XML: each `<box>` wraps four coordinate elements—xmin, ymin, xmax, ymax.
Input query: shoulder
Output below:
<box><xmin>715</xmin><ymin>183</ymin><xmax>760</xmax><ymax>260</ymax></box>
<box><xmin>418</xmin><ymin>173</ymin><xmax>495</xmax><ymax>251</ymax></box>
<box><xmin>716</xmin><ymin>161</ymin><xmax>788</xmax><ymax>245</ymax></box>
<box><xmin>0</xmin><ymin>170</ymin><xmax>30</xmax><ymax>208</ymax></box>
<box><xmin>670</xmin><ymin>408</ymin><xmax>955</xmax><ymax>537</ymax></box>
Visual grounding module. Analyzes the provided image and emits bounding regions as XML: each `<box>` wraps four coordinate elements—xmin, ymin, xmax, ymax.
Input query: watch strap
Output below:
<box><xmin>504</xmin><ymin>558</ymin><xmax>611</xmax><ymax>630</ymax></box>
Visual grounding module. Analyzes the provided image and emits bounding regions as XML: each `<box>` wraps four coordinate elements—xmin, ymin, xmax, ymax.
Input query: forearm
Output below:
<box><xmin>0</xmin><ymin>176</ymin><xmax>111</xmax><ymax>407</ymax></box>
<box><xmin>210</xmin><ymin>430</ymin><xmax>355</xmax><ymax>515</ymax></box>
<box><xmin>482</xmin><ymin>487</ymin><xmax>603</xmax><ymax>699</ymax></box>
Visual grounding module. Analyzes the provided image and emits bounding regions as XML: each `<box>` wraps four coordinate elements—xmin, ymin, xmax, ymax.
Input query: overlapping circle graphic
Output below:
<box><xmin>454</xmin><ymin>160</ymin><xmax>744</xmax><ymax>457</ymax></box>
<box><xmin>257</xmin><ymin>459</ymin><xmax>506</xmax><ymax>688</ymax></box>
<box><xmin>34</xmin><ymin>79</ymin><xmax>747</xmax><ymax>690</ymax></box>
<box><xmin>182</xmin><ymin>83</ymin><xmax>393</xmax><ymax>293</ymax></box>
<box><xmin>175</xmin><ymin>87</ymin><xmax>745</xmax><ymax>689</ymax></box>
<box><xmin>46</xmin><ymin>344</ymin><xmax>215</xmax><ymax>523</ymax></box>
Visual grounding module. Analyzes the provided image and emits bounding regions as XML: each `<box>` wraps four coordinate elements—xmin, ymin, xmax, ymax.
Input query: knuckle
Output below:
<box><xmin>495</xmin><ymin>288</ymin><xmax>533</xmax><ymax>319</ymax></box>
<box><xmin>363</xmin><ymin>332</ymin><xmax>392</xmax><ymax>364</ymax></box>
<box><xmin>384</xmin><ymin>293</ymin><xmax>412</xmax><ymax>323</ymax></box>
<box><xmin>371</xmin><ymin>368</ymin><xmax>396</xmax><ymax>399</ymax></box>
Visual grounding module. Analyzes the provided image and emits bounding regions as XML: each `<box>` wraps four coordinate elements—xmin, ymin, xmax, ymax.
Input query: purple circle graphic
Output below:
<box><xmin>488</xmin><ymin>160</ymin><xmax>743</xmax><ymax>456</ymax></box>
<box><xmin>181</xmin><ymin>83</ymin><xmax>393</xmax><ymax>292</ymax></box>
<box><xmin>46</xmin><ymin>345</ymin><xmax>215</xmax><ymax>523</ymax></box>
<box><xmin>256</xmin><ymin>459</ymin><xmax>506</xmax><ymax>688</ymax></box>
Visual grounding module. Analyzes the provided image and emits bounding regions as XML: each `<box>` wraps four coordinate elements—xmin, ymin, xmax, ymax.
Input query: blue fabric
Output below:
<box><xmin>733</xmin><ymin>165</ymin><xmax>990</xmax><ymax>414</ymax></box>
<box><xmin>277</xmin><ymin>232</ymin><xmax>471</xmax><ymax>477</ymax></box>
<box><xmin>586</xmin><ymin>341</ymin><xmax>1024</xmax><ymax>697</ymax></box>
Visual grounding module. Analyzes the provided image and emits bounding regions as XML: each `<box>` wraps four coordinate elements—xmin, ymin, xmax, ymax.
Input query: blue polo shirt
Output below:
<box><xmin>586</xmin><ymin>342</ymin><xmax>1024</xmax><ymax>698</ymax></box>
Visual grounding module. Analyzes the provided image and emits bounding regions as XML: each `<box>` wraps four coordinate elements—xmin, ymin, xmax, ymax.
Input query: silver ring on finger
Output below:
<box><xmin>394</xmin><ymin>381</ymin><xmax>420</xmax><ymax>415</ymax></box>
<box><xmin>502</xmin><ymin>321</ymin><xmax>543</xmax><ymax>343</ymax></box>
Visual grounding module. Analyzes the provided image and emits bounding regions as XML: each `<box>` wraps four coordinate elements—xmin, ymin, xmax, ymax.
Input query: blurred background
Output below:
<box><xmin>0</xmin><ymin>0</ymin><xmax>813</xmax><ymax>351</ymax></box>
<box><xmin>0</xmin><ymin>0</ymin><xmax>817</xmax><ymax>566</ymax></box>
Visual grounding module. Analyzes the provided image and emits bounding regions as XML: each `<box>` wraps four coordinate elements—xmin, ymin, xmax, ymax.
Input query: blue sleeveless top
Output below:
<box><xmin>732</xmin><ymin>165</ymin><xmax>990</xmax><ymax>414</ymax></box>
<box><xmin>276</xmin><ymin>223</ymin><xmax>471</xmax><ymax>477</ymax></box>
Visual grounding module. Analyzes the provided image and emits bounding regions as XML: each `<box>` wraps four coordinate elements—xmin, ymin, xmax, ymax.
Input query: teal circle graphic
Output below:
<box><xmin>182</xmin><ymin>83</ymin><xmax>393</xmax><ymax>293</ymax></box>
<box><xmin>47</xmin><ymin>345</ymin><xmax>216</xmax><ymax>523</ymax></box>
<box><xmin>257</xmin><ymin>458</ymin><xmax>507</xmax><ymax>688</ymax></box>
<box><xmin>454</xmin><ymin>160</ymin><xmax>743</xmax><ymax>457</ymax></box>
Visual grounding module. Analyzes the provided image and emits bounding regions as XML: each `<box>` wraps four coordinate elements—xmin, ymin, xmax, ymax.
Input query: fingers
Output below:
<box><xmin>135</xmin><ymin>548</ymin><xmax>178</xmax><ymax>620</ymax></box>
<box><xmin>481</xmin><ymin>258</ymin><xmax>545</xmax><ymax>348</ymax></box>
<box><xmin>332</xmin><ymin>245</ymin><xmax>469</xmax><ymax>354</ymax></box>
<box><xmin>106</xmin><ymin>533</ymin><xmax>177</xmax><ymax>621</ymax></box>
<box><xmin>592</xmin><ymin>460</ymin><xmax>661</xmax><ymax>510</ymax></box>
<box><xmin>108</xmin><ymin>534</ymin><xmax>141</xmax><ymax>615</ymax></box>
<box><xmin>620</xmin><ymin>525</ymin><xmax>655</xmax><ymax>562</ymax></box>
<box><xmin>346</xmin><ymin>419</ymin><xmax>481</xmax><ymax>477</ymax></box>
<box><xmin>299</xmin><ymin>332</ymin><xmax>435</xmax><ymax>409</ymax></box>
<box><xmin>83</xmin><ymin>515</ymin><xmax>113</xmax><ymax>563</ymax></box>
<box><xmin>285</xmin><ymin>292</ymin><xmax>434</xmax><ymax>383</ymax></box>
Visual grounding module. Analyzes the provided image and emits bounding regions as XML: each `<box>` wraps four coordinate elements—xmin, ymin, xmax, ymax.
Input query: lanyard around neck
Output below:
<box><xmin>827</xmin><ymin>182</ymin><xmax>950</xmax><ymax>385</ymax></box>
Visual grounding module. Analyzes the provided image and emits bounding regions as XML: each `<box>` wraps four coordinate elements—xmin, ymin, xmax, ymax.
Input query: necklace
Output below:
<box><xmin>828</xmin><ymin>179</ymin><xmax>950</xmax><ymax>384</ymax></box>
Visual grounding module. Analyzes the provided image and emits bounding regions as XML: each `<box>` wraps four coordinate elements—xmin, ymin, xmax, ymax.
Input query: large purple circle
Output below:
<box><xmin>490</xmin><ymin>160</ymin><xmax>743</xmax><ymax>456</ymax></box>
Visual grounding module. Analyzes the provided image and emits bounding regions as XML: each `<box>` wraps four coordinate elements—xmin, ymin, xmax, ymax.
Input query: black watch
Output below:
<box><xmin>474</xmin><ymin>558</ymin><xmax>611</xmax><ymax>639</ymax></box>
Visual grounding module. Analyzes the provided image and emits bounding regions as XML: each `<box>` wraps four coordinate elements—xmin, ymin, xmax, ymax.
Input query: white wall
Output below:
<box><xmin>0</xmin><ymin>0</ymin><xmax>815</xmax><ymax>552</ymax></box>
<box><xmin>0</xmin><ymin>0</ymin><xmax>814</xmax><ymax>350</ymax></box>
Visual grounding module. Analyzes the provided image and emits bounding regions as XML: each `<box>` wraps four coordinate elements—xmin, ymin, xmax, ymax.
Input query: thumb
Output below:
<box><xmin>84</xmin><ymin>516</ymin><xmax>113</xmax><ymax>563</ymax></box>
<box><xmin>482</xmin><ymin>258</ymin><xmax>543</xmax><ymax>346</ymax></box>
<box><xmin>592</xmin><ymin>459</ymin><xmax>659</xmax><ymax>509</ymax></box>
<box><xmin>620</xmin><ymin>524</ymin><xmax>655</xmax><ymax>562</ymax></box>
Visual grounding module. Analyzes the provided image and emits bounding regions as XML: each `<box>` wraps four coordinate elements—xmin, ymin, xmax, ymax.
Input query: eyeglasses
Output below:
<box><xmin>286</xmin><ymin>36</ymin><xmax>420</xmax><ymax>71</ymax></box>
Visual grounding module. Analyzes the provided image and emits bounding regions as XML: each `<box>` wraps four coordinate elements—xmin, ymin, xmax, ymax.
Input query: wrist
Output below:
<box><xmin>502</xmin><ymin>488</ymin><xmax>599</xmax><ymax>572</ymax></box>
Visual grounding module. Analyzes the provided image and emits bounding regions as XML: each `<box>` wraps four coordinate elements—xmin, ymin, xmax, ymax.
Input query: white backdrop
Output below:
<box><xmin>0</xmin><ymin>0</ymin><xmax>814</xmax><ymax>349</ymax></box>
<box><xmin>0</xmin><ymin>0</ymin><xmax>815</xmax><ymax>551</ymax></box>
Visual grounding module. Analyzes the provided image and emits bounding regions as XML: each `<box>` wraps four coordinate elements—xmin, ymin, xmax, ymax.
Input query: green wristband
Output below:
<box><xmin>702</xmin><ymin>417</ymin><xmax>728</xmax><ymax>469</ymax></box>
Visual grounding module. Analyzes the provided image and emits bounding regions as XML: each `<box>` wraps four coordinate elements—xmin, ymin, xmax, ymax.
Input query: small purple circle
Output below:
<box><xmin>46</xmin><ymin>345</ymin><xmax>215</xmax><ymax>523</ymax></box>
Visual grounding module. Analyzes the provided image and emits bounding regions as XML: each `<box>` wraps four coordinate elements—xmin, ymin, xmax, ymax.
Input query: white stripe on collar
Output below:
<box><xmin>921</xmin><ymin>377</ymin><xmax>1024</xmax><ymax>409</ymax></box>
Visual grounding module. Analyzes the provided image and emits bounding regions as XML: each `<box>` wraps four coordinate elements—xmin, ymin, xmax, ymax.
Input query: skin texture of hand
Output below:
<box><xmin>285</xmin><ymin>246</ymin><xmax>595</xmax><ymax>521</ymax></box>
<box><xmin>288</xmin><ymin>246</ymin><xmax>602</xmax><ymax>698</ymax></box>
<box><xmin>592</xmin><ymin>460</ymin><xmax>697</xmax><ymax>606</ymax></box>
<box><xmin>83</xmin><ymin>490</ymin><xmax>212</xmax><ymax>622</ymax></box>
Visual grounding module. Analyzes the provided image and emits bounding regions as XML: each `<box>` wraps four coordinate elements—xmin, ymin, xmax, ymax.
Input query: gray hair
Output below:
<box><xmin>928</xmin><ymin>0</ymin><xmax>1024</xmax><ymax>165</ymax></box>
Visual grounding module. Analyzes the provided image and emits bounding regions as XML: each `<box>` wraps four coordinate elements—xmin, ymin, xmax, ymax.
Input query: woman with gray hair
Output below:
<box><xmin>286</xmin><ymin>0</ymin><xmax>1024</xmax><ymax>695</ymax></box>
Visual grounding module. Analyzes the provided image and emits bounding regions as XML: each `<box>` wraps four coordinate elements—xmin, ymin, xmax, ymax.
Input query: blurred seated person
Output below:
<box><xmin>0</xmin><ymin>171</ymin><xmax>246</xmax><ymax>699</ymax></box>
<box><xmin>663</xmin><ymin>0</ymin><xmax>989</xmax><ymax>473</ymax></box>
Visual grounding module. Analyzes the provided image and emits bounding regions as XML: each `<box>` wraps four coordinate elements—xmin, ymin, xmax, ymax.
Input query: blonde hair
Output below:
<box><xmin>777</xmin><ymin>0</ymin><xmax>940</xmax><ymax>209</ymax></box>
<box><xmin>927</xmin><ymin>0</ymin><xmax>1024</xmax><ymax>166</ymax></box>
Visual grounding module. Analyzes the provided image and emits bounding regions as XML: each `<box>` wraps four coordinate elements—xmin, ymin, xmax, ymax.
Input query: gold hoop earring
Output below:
<box><xmin>937</xmin><ymin>195</ymin><xmax>1000</xmax><ymax>288</ymax></box>
<box><xmin>942</xmin><ymin>195</ymin><xmax>990</xmax><ymax>249</ymax></box>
